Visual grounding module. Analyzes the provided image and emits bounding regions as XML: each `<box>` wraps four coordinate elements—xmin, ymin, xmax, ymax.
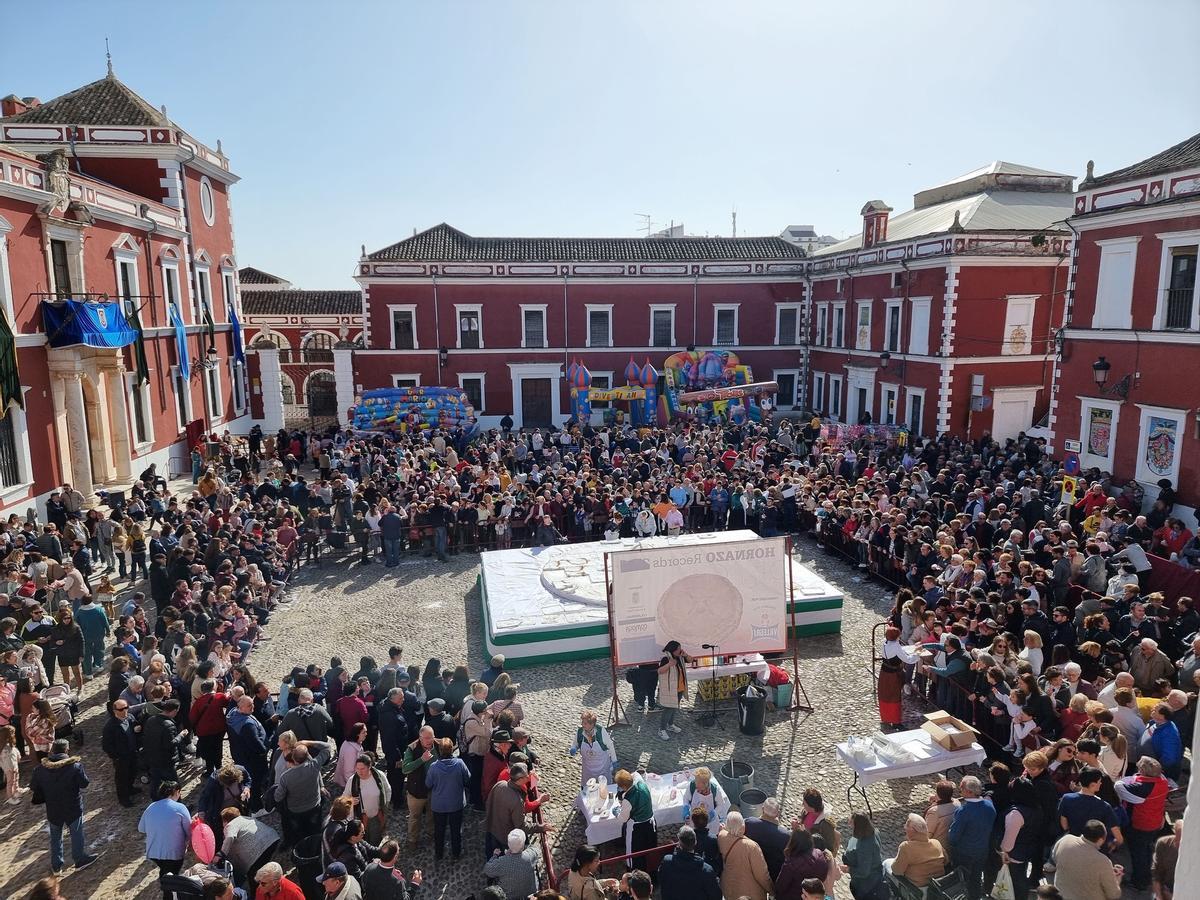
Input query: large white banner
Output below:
<box><xmin>608</xmin><ymin>537</ymin><xmax>789</xmax><ymax>666</ymax></box>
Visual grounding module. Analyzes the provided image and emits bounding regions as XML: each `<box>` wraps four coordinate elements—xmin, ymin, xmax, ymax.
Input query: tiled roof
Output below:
<box><xmin>237</xmin><ymin>266</ymin><xmax>289</xmax><ymax>286</ymax></box>
<box><xmin>0</xmin><ymin>73</ymin><xmax>169</xmax><ymax>127</ymax></box>
<box><xmin>241</xmin><ymin>290</ymin><xmax>362</xmax><ymax>317</ymax></box>
<box><xmin>367</xmin><ymin>223</ymin><xmax>806</xmax><ymax>262</ymax></box>
<box><xmin>1081</xmin><ymin>131</ymin><xmax>1200</xmax><ymax>188</ymax></box>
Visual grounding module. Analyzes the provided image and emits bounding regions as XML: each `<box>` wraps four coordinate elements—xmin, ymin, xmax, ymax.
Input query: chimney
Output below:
<box><xmin>1</xmin><ymin>95</ymin><xmax>39</xmax><ymax>117</ymax></box>
<box><xmin>860</xmin><ymin>200</ymin><xmax>893</xmax><ymax>248</ymax></box>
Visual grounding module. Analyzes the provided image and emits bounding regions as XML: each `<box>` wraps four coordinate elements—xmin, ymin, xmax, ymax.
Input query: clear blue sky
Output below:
<box><xmin>4</xmin><ymin>1</ymin><xmax>1197</xmax><ymax>288</ymax></box>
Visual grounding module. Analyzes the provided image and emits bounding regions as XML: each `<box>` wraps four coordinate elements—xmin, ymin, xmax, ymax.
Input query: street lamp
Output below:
<box><xmin>1092</xmin><ymin>355</ymin><xmax>1133</xmax><ymax>399</ymax></box>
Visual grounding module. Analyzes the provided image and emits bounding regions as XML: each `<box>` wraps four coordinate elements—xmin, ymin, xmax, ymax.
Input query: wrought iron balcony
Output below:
<box><xmin>1163</xmin><ymin>287</ymin><xmax>1196</xmax><ymax>329</ymax></box>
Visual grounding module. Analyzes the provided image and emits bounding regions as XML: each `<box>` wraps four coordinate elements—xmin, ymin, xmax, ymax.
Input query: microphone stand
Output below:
<box><xmin>698</xmin><ymin>643</ymin><xmax>719</xmax><ymax>727</ymax></box>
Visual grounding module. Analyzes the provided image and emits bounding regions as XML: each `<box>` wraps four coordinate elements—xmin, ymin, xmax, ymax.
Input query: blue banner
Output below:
<box><xmin>41</xmin><ymin>300</ymin><xmax>138</xmax><ymax>349</ymax></box>
<box><xmin>228</xmin><ymin>299</ymin><xmax>245</xmax><ymax>364</ymax></box>
<box><xmin>168</xmin><ymin>302</ymin><xmax>190</xmax><ymax>380</ymax></box>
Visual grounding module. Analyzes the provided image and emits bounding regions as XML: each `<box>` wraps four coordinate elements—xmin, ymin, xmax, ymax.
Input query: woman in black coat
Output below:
<box><xmin>50</xmin><ymin>609</ymin><xmax>84</xmax><ymax>693</ymax></box>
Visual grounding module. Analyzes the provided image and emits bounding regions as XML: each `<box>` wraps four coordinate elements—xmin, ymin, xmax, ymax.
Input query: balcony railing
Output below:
<box><xmin>1164</xmin><ymin>287</ymin><xmax>1196</xmax><ymax>329</ymax></box>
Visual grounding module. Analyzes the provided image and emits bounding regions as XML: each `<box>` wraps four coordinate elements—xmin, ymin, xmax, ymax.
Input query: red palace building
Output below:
<box><xmin>238</xmin><ymin>266</ymin><xmax>362</xmax><ymax>423</ymax></box>
<box><xmin>0</xmin><ymin>69</ymin><xmax>246</xmax><ymax>514</ymax></box>
<box><xmin>806</xmin><ymin>163</ymin><xmax>1075</xmax><ymax>442</ymax></box>
<box><xmin>1048</xmin><ymin>131</ymin><xmax>1200</xmax><ymax>524</ymax></box>
<box><xmin>349</xmin><ymin>223</ymin><xmax>808</xmax><ymax>429</ymax></box>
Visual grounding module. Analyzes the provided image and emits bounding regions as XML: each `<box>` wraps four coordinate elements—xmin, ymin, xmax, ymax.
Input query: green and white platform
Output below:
<box><xmin>479</xmin><ymin>530</ymin><xmax>843</xmax><ymax>667</ymax></box>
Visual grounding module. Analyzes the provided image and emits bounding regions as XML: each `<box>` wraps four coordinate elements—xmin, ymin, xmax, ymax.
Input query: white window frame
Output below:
<box><xmin>0</xmin><ymin>391</ymin><xmax>35</xmax><ymax>504</ymax></box>
<box><xmin>1077</xmin><ymin>395</ymin><xmax>1121</xmax><ymax>471</ymax></box>
<box><xmin>44</xmin><ymin>224</ymin><xmax>86</xmax><ymax>297</ymax></box>
<box><xmin>454</xmin><ymin>303</ymin><xmax>484</xmax><ymax>349</ymax></box>
<box><xmin>880</xmin><ymin>383</ymin><xmax>899</xmax><ymax>425</ymax></box>
<box><xmin>585</xmin><ymin>303</ymin><xmax>613</xmax><ymax>348</ymax></box>
<box><xmin>171</xmin><ymin>364</ymin><xmax>193</xmax><ymax>430</ymax></box>
<box><xmin>391</xmin><ymin>374</ymin><xmax>422</xmax><ymax>388</ymax></box>
<box><xmin>828</xmin><ymin>374</ymin><xmax>843</xmax><ymax>421</ymax></box>
<box><xmin>905</xmin><ymin>386</ymin><xmax>926</xmax><ymax>436</ymax></box>
<box><xmin>588</xmin><ymin>371</ymin><xmax>615</xmax><ymax>410</ymax></box>
<box><xmin>855</xmin><ymin>301</ymin><xmax>872</xmax><ymax>350</ymax></box>
<box><xmin>772</xmin><ymin>369</ymin><xmax>800</xmax><ymax>409</ymax></box>
<box><xmin>812</xmin><ymin>372</ymin><xmax>826</xmax><ymax>414</ymax></box>
<box><xmin>194</xmin><ymin>263</ymin><xmax>213</xmax><ymax>326</ymax></box>
<box><xmin>884</xmin><ymin>299</ymin><xmax>903</xmax><ymax>353</ymax></box>
<box><xmin>1093</xmin><ymin>236</ymin><xmax>1140</xmax><ymax>330</ymax></box>
<box><xmin>831</xmin><ymin>302</ymin><xmax>846</xmax><ymax>348</ymax></box>
<box><xmin>1002</xmin><ymin>294</ymin><xmax>1038</xmax><ymax>355</ymax></box>
<box><xmin>774</xmin><ymin>303</ymin><xmax>802</xmax><ymax>345</ymax></box>
<box><xmin>713</xmin><ymin>303</ymin><xmax>740</xmax><ymax>346</ymax></box>
<box><xmin>649</xmin><ymin>305</ymin><xmax>676</xmax><ymax>348</ymax></box>
<box><xmin>0</xmin><ymin>216</ymin><xmax>14</xmax><ymax>324</ymax></box>
<box><xmin>159</xmin><ymin>247</ymin><xmax>182</xmax><ymax>325</ymax></box>
<box><xmin>388</xmin><ymin>304</ymin><xmax>419</xmax><ymax>350</ymax></box>
<box><xmin>219</xmin><ymin>266</ymin><xmax>237</xmax><ymax>324</ymax></box>
<box><xmin>815</xmin><ymin>304</ymin><xmax>828</xmax><ymax>346</ymax></box>
<box><xmin>1133</xmin><ymin>403</ymin><xmax>1186</xmax><ymax>487</ymax></box>
<box><xmin>126</xmin><ymin>372</ymin><xmax>155</xmax><ymax>451</ymax></box>
<box><xmin>205</xmin><ymin>363</ymin><xmax>223</xmax><ymax>423</ymax></box>
<box><xmin>457</xmin><ymin>372</ymin><xmax>486</xmax><ymax>413</ymax></box>
<box><xmin>908</xmin><ymin>296</ymin><xmax>932</xmax><ymax>356</ymax></box>
<box><xmin>519</xmin><ymin>304</ymin><xmax>549</xmax><ymax>349</ymax></box>
<box><xmin>1153</xmin><ymin>229</ymin><xmax>1200</xmax><ymax>331</ymax></box>
<box><xmin>198</xmin><ymin>175</ymin><xmax>216</xmax><ymax>226</ymax></box>
<box><xmin>229</xmin><ymin>358</ymin><xmax>246</xmax><ymax>414</ymax></box>
<box><xmin>112</xmin><ymin>236</ymin><xmax>140</xmax><ymax>305</ymax></box>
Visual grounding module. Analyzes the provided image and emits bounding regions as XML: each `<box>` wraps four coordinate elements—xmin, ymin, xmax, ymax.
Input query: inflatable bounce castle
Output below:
<box><xmin>351</xmin><ymin>386</ymin><xmax>479</xmax><ymax>435</ymax></box>
<box><xmin>662</xmin><ymin>348</ymin><xmax>761</xmax><ymax>423</ymax></box>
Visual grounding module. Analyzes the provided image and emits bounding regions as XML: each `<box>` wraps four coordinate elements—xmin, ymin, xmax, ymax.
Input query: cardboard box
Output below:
<box><xmin>921</xmin><ymin>711</ymin><xmax>979</xmax><ymax>751</ymax></box>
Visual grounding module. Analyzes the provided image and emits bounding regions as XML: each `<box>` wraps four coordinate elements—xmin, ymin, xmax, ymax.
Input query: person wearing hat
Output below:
<box><xmin>482</xmin><ymin>729</ymin><xmax>514</xmax><ymax>801</ymax></box>
<box><xmin>878</xmin><ymin>626</ymin><xmax>919</xmax><ymax>729</ymax></box>
<box><xmin>317</xmin><ymin>861</ymin><xmax>361</xmax><ymax>900</ymax></box>
<box><xmin>423</xmin><ymin>697</ymin><xmax>456</xmax><ymax>742</ymax></box>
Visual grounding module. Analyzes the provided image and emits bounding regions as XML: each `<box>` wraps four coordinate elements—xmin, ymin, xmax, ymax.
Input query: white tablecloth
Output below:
<box><xmin>684</xmin><ymin>655</ymin><xmax>769</xmax><ymax>684</ymax></box>
<box><xmin>574</xmin><ymin>770</ymin><xmax>696</xmax><ymax>845</ymax></box>
<box><xmin>835</xmin><ymin>728</ymin><xmax>987</xmax><ymax>788</ymax></box>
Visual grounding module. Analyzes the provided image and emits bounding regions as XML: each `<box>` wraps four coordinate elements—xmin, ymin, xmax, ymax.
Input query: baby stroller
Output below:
<box><xmin>40</xmin><ymin>683</ymin><xmax>83</xmax><ymax>747</ymax></box>
<box><xmin>159</xmin><ymin>860</ymin><xmax>235</xmax><ymax>900</ymax></box>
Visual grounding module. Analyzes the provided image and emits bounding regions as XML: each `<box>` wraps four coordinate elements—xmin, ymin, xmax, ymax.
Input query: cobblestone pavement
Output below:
<box><xmin>0</xmin><ymin>536</ymin><xmax>1152</xmax><ymax>898</ymax></box>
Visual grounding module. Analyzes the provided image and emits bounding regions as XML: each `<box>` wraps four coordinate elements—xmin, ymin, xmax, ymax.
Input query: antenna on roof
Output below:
<box><xmin>731</xmin><ymin>208</ymin><xmax>737</xmax><ymax>238</ymax></box>
<box><xmin>635</xmin><ymin>213</ymin><xmax>654</xmax><ymax>237</ymax></box>
<box><xmin>105</xmin><ymin>37</ymin><xmax>113</xmax><ymax>77</ymax></box>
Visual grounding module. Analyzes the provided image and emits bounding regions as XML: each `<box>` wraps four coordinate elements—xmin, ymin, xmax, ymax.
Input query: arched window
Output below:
<box><xmin>280</xmin><ymin>375</ymin><xmax>296</xmax><ymax>405</ymax></box>
<box><xmin>252</xmin><ymin>333</ymin><xmax>284</xmax><ymax>349</ymax></box>
<box><xmin>302</xmin><ymin>332</ymin><xmax>335</xmax><ymax>362</ymax></box>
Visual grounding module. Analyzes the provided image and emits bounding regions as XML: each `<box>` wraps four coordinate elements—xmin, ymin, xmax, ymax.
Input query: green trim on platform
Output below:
<box><xmin>480</xmin><ymin>573</ymin><xmax>611</xmax><ymax>644</ymax></box>
<box><xmin>787</xmin><ymin>598</ymin><xmax>844</xmax><ymax>613</ymax></box>
<box><xmin>789</xmin><ymin>621</ymin><xmax>841</xmax><ymax>637</ymax></box>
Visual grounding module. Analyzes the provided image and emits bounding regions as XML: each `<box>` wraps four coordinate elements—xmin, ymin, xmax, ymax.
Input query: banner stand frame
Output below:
<box><xmin>604</xmin><ymin>551</ymin><xmax>631</xmax><ymax>730</ymax></box>
<box><xmin>604</xmin><ymin>537</ymin><xmax>812</xmax><ymax>727</ymax></box>
<box><xmin>785</xmin><ymin>535</ymin><xmax>814</xmax><ymax>713</ymax></box>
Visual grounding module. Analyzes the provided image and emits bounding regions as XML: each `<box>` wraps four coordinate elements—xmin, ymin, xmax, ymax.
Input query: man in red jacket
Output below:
<box><xmin>1116</xmin><ymin>756</ymin><xmax>1170</xmax><ymax>890</ymax></box>
<box><xmin>190</xmin><ymin>679</ymin><xmax>228</xmax><ymax>778</ymax></box>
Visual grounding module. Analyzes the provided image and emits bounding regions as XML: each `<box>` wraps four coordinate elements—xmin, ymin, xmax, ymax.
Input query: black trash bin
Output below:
<box><xmin>736</xmin><ymin>683</ymin><xmax>767</xmax><ymax>735</ymax></box>
<box><xmin>291</xmin><ymin>834</ymin><xmax>326</xmax><ymax>900</ymax></box>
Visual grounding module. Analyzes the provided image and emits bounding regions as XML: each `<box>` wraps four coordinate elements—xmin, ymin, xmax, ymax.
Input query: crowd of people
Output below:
<box><xmin>0</xmin><ymin>411</ymin><xmax>1190</xmax><ymax>899</ymax></box>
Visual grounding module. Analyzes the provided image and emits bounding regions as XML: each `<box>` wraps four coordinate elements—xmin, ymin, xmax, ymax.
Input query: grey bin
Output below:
<box><xmin>739</xmin><ymin>787</ymin><xmax>767</xmax><ymax>819</ymax></box>
<box><xmin>717</xmin><ymin>760</ymin><xmax>754</xmax><ymax>808</ymax></box>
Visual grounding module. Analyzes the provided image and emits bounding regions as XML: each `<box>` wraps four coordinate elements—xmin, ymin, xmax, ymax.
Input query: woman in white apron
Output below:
<box><xmin>569</xmin><ymin>710</ymin><xmax>617</xmax><ymax>789</ymax></box>
<box><xmin>681</xmin><ymin>766</ymin><xmax>730</xmax><ymax>836</ymax></box>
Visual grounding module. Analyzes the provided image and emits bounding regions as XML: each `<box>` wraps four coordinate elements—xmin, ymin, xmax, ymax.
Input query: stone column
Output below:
<box><xmin>62</xmin><ymin>374</ymin><xmax>96</xmax><ymax>505</ymax></box>
<box><xmin>88</xmin><ymin>372</ymin><xmax>116</xmax><ymax>485</ymax></box>
<box><xmin>333</xmin><ymin>346</ymin><xmax>355</xmax><ymax>427</ymax></box>
<box><xmin>258</xmin><ymin>348</ymin><xmax>284</xmax><ymax>432</ymax></box>
<box><xmin>106</xmin><ymin>365</ymin><xmax>133</xmax><ymax>481</ymax></box>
